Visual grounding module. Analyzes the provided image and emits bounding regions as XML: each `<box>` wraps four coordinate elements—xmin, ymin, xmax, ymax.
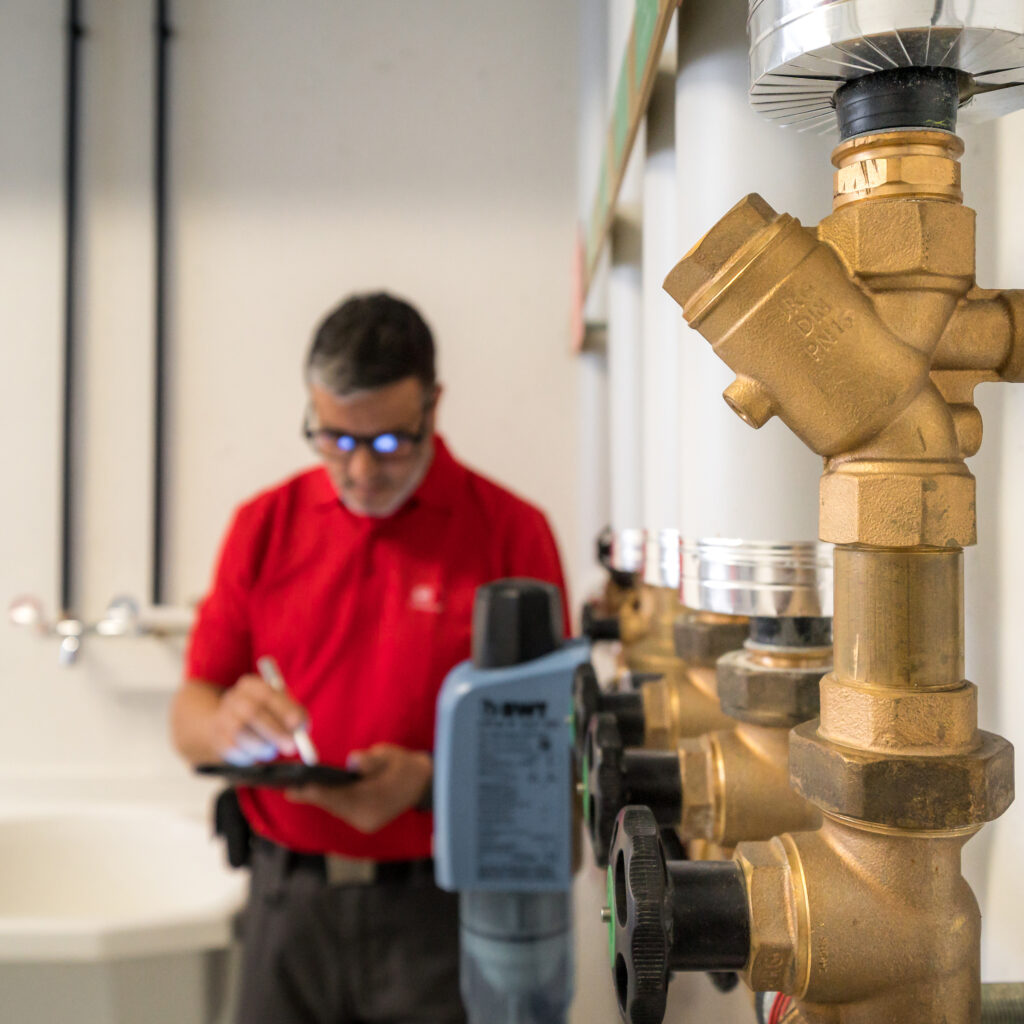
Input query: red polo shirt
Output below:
<box><xmin>186</xmin><ymin>436</ymin><xmax>569</xmax><ymax>860</ymax></box>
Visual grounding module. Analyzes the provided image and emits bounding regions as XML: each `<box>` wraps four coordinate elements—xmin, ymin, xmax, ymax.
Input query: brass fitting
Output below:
<box><xmin>676</xmin><ymin>642</ymin><xmax>830</xmax><ymax>848</ymax></box>
<box><xmin>617</xmin><ymin>582</ymin><xmax>662</xmax><ymax>649</ymax></box>
<box><xmin>662</xmin><ymin>129</ymin><xmax>1017</xmax><ymax>1024</ymax></box>
<box><xmin>676</xmin><ymin>721</ymin><xmax>822</xmax><ymax>849</ymax></box>
<box><xmin>663</xmin><ymin>132</ymin><xmax>1004</xmax><ymax>549</ymax></box>
<box><xmin>639</xmin><ymin>660</ymin><xmax>734</xmax><ymax>747</ymax></box>
<box><xmin>623</xmin><ymin>587</ymin><xmax>740</xmax><ymax>744</ymax></box>
<box><xmin>716</xmin><ymin>646</ymin><xmax>828</xmax><ymax>727</ymax></box>
<box><xmin>791</xmin><ymin>547</ymin><xmax>1013</xmax><ymax>831</ymax></box>
<box><xmin>737</xmin><ymin>815</ymin><xmax>980</xmax><ymax>1023</ymax></box>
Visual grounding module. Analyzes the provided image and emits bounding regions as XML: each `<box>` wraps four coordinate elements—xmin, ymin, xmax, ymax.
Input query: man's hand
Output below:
<box><xmin>207</xmin><ymin>674</ymin><xmax>308</xmax><ymax>765</ymax></box>
<box><xmin>286</xmin><ymin>744</ymin><xmax>432</xmax><ymax>834</ymax></box>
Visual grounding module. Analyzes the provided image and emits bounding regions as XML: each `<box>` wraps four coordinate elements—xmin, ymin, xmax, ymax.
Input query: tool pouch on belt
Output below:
<box><xmin>214</xmin><ymin>787</ymin><xmax>252</xmax><ymax>868</ymax></box>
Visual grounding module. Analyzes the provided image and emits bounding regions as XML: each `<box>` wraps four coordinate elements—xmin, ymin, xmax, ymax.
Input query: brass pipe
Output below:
<box><xmin>661</xmin><ymin>128</ymin><xmax>1016</xmax><ymax>1024</ymax></box>
<box><xmin>832</xmin><ymin>547</ymin><xmax>963</xmax><ymax>692</ymax></box>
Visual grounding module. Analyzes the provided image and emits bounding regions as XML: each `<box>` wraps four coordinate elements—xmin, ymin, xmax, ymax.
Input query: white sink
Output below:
<box><xmin>0</xmin><ymin>802</ymin><xmax>246</xmax><ymax>962</ymax></box>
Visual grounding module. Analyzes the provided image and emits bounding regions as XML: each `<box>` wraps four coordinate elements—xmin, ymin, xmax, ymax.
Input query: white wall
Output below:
<box><xmin>673</xmin><ymin>0</ymin><xmax>821</xmax><ymax>542</ymax></box>
<box><xmin>0</xmin><ymin>0</ymin><xmax>584</xmax><ymax>803</ymax></box>
<box><xmin>970</xmin><ymin>107</ymin><xmax>1024</xmax><ymax>981</ymax></box>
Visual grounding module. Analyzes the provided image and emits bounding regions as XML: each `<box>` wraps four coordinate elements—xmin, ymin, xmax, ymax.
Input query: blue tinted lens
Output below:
<box><xmin>335</xmin><ymin>435</ymin><xmax>357</xmax><ymax>453</ymax></box>
<box><xmin>372</xmin><ymin>433</ymin><xmax>400</xmax><ymax>454</ymax></box>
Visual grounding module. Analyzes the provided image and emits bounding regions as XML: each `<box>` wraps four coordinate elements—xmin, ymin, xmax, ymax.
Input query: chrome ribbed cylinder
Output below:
<box><xmin>748</xmin><ymin>0</ymin><xmax>1024</xmax><ymax>130</ymax></box>
<box><xmin>642</xmin><ymin>529</ymin><xmax>682</xmax><ymax>590</ymax></box>
<box><xmin>680</xmin><ymin>539</ymin><xmax>833</xmax><ymax>618</ymax></box>
<box><xmin>609</xmin><ymin>528</ymin><xmax>645</xmax><ymax>575</ymax></box>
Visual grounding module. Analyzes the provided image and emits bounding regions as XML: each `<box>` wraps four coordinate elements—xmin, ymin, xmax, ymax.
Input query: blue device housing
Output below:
<box><xmin>433</xmin><ymin>639</ymin><xmax>590</xmax><ymax>892</ymax></box>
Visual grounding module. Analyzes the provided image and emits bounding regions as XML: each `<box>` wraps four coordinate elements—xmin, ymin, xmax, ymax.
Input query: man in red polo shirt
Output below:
<box><xmin>170</xmin><ymin>292</ymin><xmax>569</xmax><ymax>1024</ymax></box>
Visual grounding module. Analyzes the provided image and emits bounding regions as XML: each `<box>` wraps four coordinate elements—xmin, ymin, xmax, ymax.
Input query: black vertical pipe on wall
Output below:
<box><xmin>152</xmin><ymin>0</ymin><xmax>172</xmax><ymax>606</ymax></box>
<box><xmin>60</xmin><ymin>0</ymin><xmax>85</xmax><ymax>614</ymax></box>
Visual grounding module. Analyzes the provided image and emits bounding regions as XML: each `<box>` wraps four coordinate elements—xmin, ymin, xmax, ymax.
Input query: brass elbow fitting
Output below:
<box><xmin>676</xmin><ymin>721</ymin><xmax>821</xmax><ymax>849</ymax></box>
<box><xmin>676</xmin><ymin>641</ymin><xmax>830</xmax><ymax>848</ymax></box>
<box><xmin>570</xmin><ymin>608</ymin><xmax>748</xmax><ymax>773</ymax></box>
<box><xmin>617</xmin><ymin>581</ymin><xmax>659</xmax><ymax>649</ymax></box>
<box><xmin>737</xmin><ymin>816</ymin><xmax>981</xmax><ymax>1023</ymax></box>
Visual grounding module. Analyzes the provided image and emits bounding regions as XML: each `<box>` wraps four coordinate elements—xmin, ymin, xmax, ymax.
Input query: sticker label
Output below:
<box><xmin>475</xmin><ymin>697</ymin><xmax>566</xmax><ymax>884</ymax></box>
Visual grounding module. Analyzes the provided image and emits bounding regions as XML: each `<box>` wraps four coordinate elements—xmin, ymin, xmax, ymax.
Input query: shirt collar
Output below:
<box><xmin>408</xmin><ymin>435</ymin><xmax>461</xmax><ymax>512</ymax></box>
<box><xmin>310</xmin><ymin>434</ymin><xmax>462</xmax><ymax>517</ymax></box>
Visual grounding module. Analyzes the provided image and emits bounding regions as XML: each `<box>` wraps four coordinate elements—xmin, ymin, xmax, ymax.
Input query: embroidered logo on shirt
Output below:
<box><xmin>409</xmin><ymin>584</ymin><xmax>444</xmax><ymax>614</ymax></box>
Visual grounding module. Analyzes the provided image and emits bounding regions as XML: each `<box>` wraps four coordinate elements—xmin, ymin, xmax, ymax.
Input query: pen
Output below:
<box><xmin>256</xmin><ymin>655</ymin><xmax>320</xmax><ymax>766</ymax></box>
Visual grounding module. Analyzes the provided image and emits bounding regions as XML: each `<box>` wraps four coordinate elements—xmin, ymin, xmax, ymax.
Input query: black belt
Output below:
<box><xmin>253</xmin><ymin>835</ymin><xmax>436</xmax><ymax>887</ymax></box>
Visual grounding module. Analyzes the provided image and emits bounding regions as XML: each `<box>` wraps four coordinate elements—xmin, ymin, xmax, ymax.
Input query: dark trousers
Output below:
<box><xmin>235</xmin><ymin>839</ymin><xmax>467</xmax><ymax>1024</ymax></box>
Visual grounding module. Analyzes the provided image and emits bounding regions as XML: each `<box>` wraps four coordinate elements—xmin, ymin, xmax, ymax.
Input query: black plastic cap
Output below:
<box><xmin>608</xmin><ymin>806</ymin><xmax>672</xmax><ymax>1024</ymax></box>
<box><xmin>471</xmin><ymin>578</ymin><xmax>562</xmax><ymax>669</ymax></box>
<box><xmin>582</xmin><ymin>600</ymin><xmax>622</xmax><ymax>641</ymax></box>
<box><xmin>835</xmin><ymin>66</ymin><xmax>962</xmax><ymax>140</ymax></box>
<box><xmin>664</xmin><ymin>861</ymin><xmax>750</xmax><ymax>972</ymax></box>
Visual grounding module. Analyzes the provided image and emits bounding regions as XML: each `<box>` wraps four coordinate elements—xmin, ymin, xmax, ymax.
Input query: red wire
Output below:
<box><xmin>768</xmin><ymin>994</ymin><xmax>792</xmax><ymax>1024</ymax></box>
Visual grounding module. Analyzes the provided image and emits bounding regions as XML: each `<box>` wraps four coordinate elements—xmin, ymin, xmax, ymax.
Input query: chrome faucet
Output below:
<box><xmin>8</xmin><ymin>594</ymin><xmax>191</xmax><ymax>666</ymax></box>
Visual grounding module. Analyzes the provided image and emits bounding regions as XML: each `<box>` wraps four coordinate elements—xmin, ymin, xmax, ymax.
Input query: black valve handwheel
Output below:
<box><xmin>584</xmin><ymin>716</ymin><xmax>682</xmax><ymax>868</ymax></box>
<box><xmin>607</xmin><ymin>806</ymin><xmax>751</xmax><ymax>1024</ymax></box>
<box><xmin>607</xmin><ymin>806</ymin><xmax>672</xmax><ymax>1024</ymax></box>
<box><xmin>572</xmin><ymin>662</ymin><xmax>646</xmax><ymax>766</ymax></box>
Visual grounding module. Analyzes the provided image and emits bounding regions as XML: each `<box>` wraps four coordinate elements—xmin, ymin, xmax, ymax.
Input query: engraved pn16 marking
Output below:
<box><xmin>780</xmin><ymin>284</ymin><xmax>854</xmax><ymax>363</ymax></box>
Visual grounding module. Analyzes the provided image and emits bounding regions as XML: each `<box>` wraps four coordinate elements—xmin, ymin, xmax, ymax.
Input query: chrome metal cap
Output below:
<box><xmin>609</xmin><ymin>528</ymin><xmax>645</xmax><ymax>575</ymax></box>
<box><xmin>748</xmin><ymin>0</ymin><xmax>1024</xmax><ymax>131</ymax></box>
<box><xmin>642</xmin><ymin>529</ymin><xmax>682</xmax><ymax>589</ymax></box>
<box><xmin>680</xmin><ymin>539</ymin><xmax>833</xmax><ymax>617</ymax></box>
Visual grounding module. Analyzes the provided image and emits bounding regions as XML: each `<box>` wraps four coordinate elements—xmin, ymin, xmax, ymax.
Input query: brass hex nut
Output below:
<box><xmin>820</xmin><ymin>468</ymin><xmax>977</xmax><ymax>547</ymax></box>
<box><xmin>716</xmin><ymin>649</ymin><xmax>826</xmax><ymax>728</ymax></box>
<box><xmin>819</xmin><ymin>200</ymin><xmax>975</xmax><ymax>281</ymax></box>
<box><xmin>677</xmin><ymin>739</ymin><xmax>715</xmax><ymax>840</ymax></box>
<box><xmin>735</xmin><ymin>838</ymin><xmax>800</xmax><ymax>994</ymax></box>
<box><xmin>818</xmin><ymin>677</ymin><xmax>978</xmax><ymax>754</ymax></box>
<box><xmin>789</xmin><ymin>721</ymin><xmax>1015</xmax><ymax>830</ymax></box>
<box><xmin>674</xmin><ymin>613</ymin><xmax>750</xmax><ymax>667</ymax></box>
